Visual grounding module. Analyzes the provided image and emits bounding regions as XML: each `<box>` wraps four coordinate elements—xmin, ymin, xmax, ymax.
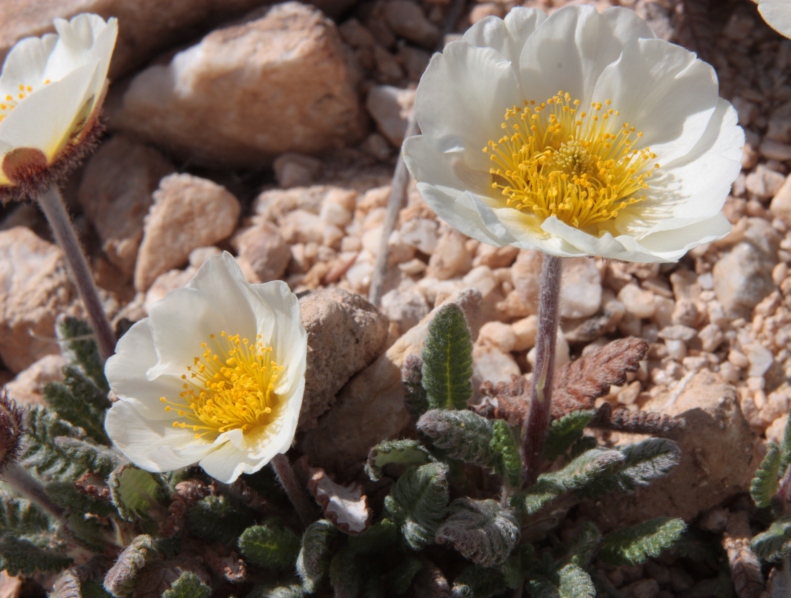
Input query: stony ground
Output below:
<box><xmin>0</xmin><ymin>0</ymin><xmax>790</xmax><ymax>596</ymax></box>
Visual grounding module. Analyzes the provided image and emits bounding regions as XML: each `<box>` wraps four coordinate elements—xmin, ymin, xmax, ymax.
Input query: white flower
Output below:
<box><xmin>104</xmin><ymin>252</ymin><xmax>307</xmax><ymax>484</ymax></box>
<box><xmin>0</xmin><ymin>14</ymin><xmax>117</xmax><ymax>201</ymax></box>
<box><xmin>758</xmin><ymin>0</ymin><xmax>791</xmax><ymax>39</ymax></box>
<box><xmin>403</xmin><ymin>6</ymin><xmax>744</xmax><ymax>262</ymax></box>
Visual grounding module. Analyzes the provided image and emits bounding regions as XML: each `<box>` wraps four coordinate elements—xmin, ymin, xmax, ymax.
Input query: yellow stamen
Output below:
<box><xmin>160</xmin><ymin>331</ymin><xmax>285</xmax><ymax>439</ymax></box>
<box><xmin>483</xmin><ymin>91</ymin><xmax>659</xmax><ymax>229</ymax></box>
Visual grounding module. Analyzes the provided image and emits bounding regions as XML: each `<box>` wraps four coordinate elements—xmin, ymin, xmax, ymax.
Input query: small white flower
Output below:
<box><xmin>404</xmin><ymin>6</ymin><xmax>744</xmax><ymax>262</ymax></box>
<box><xmin>758</xmin><ymin>0</ymin><xmax>791</xmax><ymax>38</ymax></box>
<box><xmin>0</xmin><ymin>14</ymin><xmax>117</xmax><ymax>201</ymax></box>
<box><xmin>104</xmin><ymin>253</ymin><xmax>307</xmax><ymax>484</ymax></box>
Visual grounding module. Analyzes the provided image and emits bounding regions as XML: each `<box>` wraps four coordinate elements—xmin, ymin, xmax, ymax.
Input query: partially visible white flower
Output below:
<box><xmin>0</xmin><ymin>14</ymin><xmax>117</xmax><ymax>202</ymax></box>
<box><xmin>403</xmin><ymin>6</ymin><xmax>744</xmax><ymax>263</ymax></box>
<box><xmin>104</xmin><ymin>252</ymin><xmax>307</xmax><ymax>484</ymax></box>
<box><xmin>758</xmin><ymin>0</ymin><xmax>791</xmax><ymax>38</ymax></box>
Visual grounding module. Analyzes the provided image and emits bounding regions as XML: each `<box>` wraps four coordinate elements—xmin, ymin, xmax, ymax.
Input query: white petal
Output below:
<box><xmin>495</xmin><ymin>209</ymin><xmax>585</xmax><ymax>256</ymax></box>
<box><xmin>592</xmin><ymin>38</ymin><xmax>719</xmax><ymax>165</ymax></box>
<box><xmin>759</xmin><ymin>1</ymin><xmax>791</xmax><ymax>38</ymax></box>
<box><xmin>541</xmin><ymin>217</ymin><xmax>668</xmax><ymax>262</ymax></box>
<box><xmin>415</xmin><ymin>41</ymin><xmax>522</xmax><ymax>171</ymax></box>
<box><xmin>637</xmin><ymin>212</ymin><xmax>731</xmax><ymax>260</ymax></box>
<box><xmin>44</xmin><ymin>14</ymin><xmax>115</xmax><ymax>81</ymax></box>
<box><xmin>0</xmin><ymin>34</ymin><xmax>57</xmax><ymax>93</ymax></box>
<box><xmin>0</xmin><ymin>62</ymin><xmax>96</xmax><ymax>159</ymax></box>
<box><xmin>105</xmin><ymin>401</ymin><xmax>215</xmax><ymax>472</ymax></box>
<box><xmin>403</xmin><ymin>134</ymin><xmax>490</xmax><ymax>200</ymax></box>
<box><xmin>104</xmin><ymin>319</ymin><xmax>184</xmax><ymax>420</ymax></box>
<box><xmin>517</xmin><ymin>5</ymin><xmax>653</xmax><ymax>106</ymax></box>
<box><xmin>462</xmin><ymin>7</ymin><xmax>546</xmax><ymax>60</ymax></box>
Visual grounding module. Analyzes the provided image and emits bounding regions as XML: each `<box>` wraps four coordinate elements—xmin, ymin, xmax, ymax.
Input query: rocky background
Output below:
<box><xmin>0</xmin><ymin>0</ymin><xmax>789</xmax><ymax>596</ymax></box>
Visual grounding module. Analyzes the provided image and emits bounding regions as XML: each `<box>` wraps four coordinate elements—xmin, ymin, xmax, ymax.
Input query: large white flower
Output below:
<box><xmin>0</xmin><ymin>13</ymin><xmax>117</xmax><ymax>201</ymax></box>
<box><xmin>104</xmin><ymin>252</ymin><xmax>307</xmax><ymax>484</ymax></box>
<box><xmin>758</xmin><ymin>0</ymin><xmax>791</xmax><ymax>38</ymax></box>
<box><xmin>403</xmin><ymin>6</ymin><xmax>743</xmax><ymax>262</ymax></box>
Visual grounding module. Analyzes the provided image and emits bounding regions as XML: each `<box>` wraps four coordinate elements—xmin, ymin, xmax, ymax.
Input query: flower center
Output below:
<box><xmin>483</xmin><ymin>91</ymin><xmax>660</xmax><ymax>229</ymax></box>
<box><xmin>160</xmin><ymin>331</ymin><xmax>284</xmax><ymax>439</ymax></box>
<box><xmin>0</xmin><ymin>82</ymin><xmax>49</xmax><ymax>123</ymax></box>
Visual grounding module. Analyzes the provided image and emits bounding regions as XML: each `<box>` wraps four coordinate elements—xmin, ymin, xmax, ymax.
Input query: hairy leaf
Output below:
<box><xmin>422</xmin><ymin>303</ymin><xmax>473</xmax><ymax>411</ymax></box>
<box><xmin>365</xmin><ymin>439</ymin><xmax>432</xmax><ymax>482</ymax></box>
<box><xmin>103</xmin><ymin>535</ymin><xmax>158</xmax><ymax>597</ymax></box>
<box><xmin>45</xmin><ymin>481</ymin><xmax>117</xmax><ymax>518</ymax></box>
<box><xmin>599</xmin><ymin>518</ymin><xmax>686</xmax><ymax>566</ymax></box>
<box><xmin>436</xmin><ymin>498</ymin><xmax>519</xmax><ymax>567</ymax></box>
<box><xmin>297</xmin><ymin>520</ymin><xmax>338</xmax><ymax>593</ymax></box>
<box><xmin>451</xmin><ymin>566</ymin><xmax>509</xmax><ymax>598</ymax></box>
<box><xmin>751</xmin><ymin>517</ymin><xmax>791</xmax><ymax>562</ymax></box>
<box><xmin>385</xmin><ymin>462</ymin><xmax>449</xmax><ymax>550</ymax></box>
<box><xmin>0</xmin><ymin>534</ymin><xmax>71</xmax><ymax>576</ymax></box>
<box><xmin>346</xmin><ymin>518</ymin><xmax>399</xmax><ymax>554</ymax></box>
<box><xmin>56</xmin><ymin>317</ymin><xmax>108</xmax><ymax>392</ymax></box>
<box><xmin>109</xmin><ymin>465</ymin><xmax>166</xmax><ymax>521</ymax></box>
<box><xmin>329</xmin><ymin>547</ymin><xmax>362</xmax><ymax>598</ymax></box>
<box><xmin>751</xmin><ymin>442</ymin><xmax>782</xmax><ymax>509</ymax></box>
<box><xmin>490</xmin><ymin>420</ymin><xmax>522</xmax><ymax>487</ymax></box>
<box><xmin>527</xmin><ymin>563</ymin><xmax>596</xmax><ymax>598</ymax></box>
<box><xmin>0</xmin><ymin>492</ymin><xmax>51</xmax><ymax>536</ymax></box>
<box><xmin>545</xmin><ymin>411</ymin><xmax>596</xmax><ymax>462</ymax></box>
<box><xmin>780</xmin><ymin>414</ymin><xmax>791</xmax><ymax>476</ymax></box>
<box><xmin>187</xmin><ymin>494</ymin><xmax>256</xmax><ymax>547</ymax></box>
<box><xmin>239</xmin><ymin>524</ymin><xmax>301</xmax><ymax>570</ymax></box>
<box><xmin>162</xmin><ymin>572</ymin><xmax>211</xmax><ymax>598</ymax></box>
<box><xmin>417</xmin><ymin>409</ymin><xmax>495</xmax><ymax>467</ymax></box>
<box><xmin>386</xmin><ymin>556</ymin><xmax>423</xmax><ymax>595</ymax></box>
<box><xmin>569</xmin><ymin>521</ymin><xmax>602</xmax><ymax>569</ymax></box>
<box><xmin>403</xmin><ymin>354</ymin><xmax>429</xmax><ymax>419</ymax></box>
<box><xmin>54</xmin><ymin>437</ymin><xmax>120</xmax><ymax>477</ymax></box>
<box><xmin>246</xmin><ymin>581</ymin><xmax>305</xmax><ymax>598</ymax></box>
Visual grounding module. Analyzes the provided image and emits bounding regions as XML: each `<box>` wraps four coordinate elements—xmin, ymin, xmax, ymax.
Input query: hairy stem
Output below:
<box><xmin>2</xmin><ymin>463</ymin><xmax>64</xmax><ymax>520</ymax></box>
<box><xmin>37</xmin><ymin>185</ymin><xmax>115</xmax><ymax>361</ymax></box>
<box><xmin>522</xmin><ymin>254</ymin><xmax>562</xmax><ymax>487</ymax></box>
<box><xmin>271</xmin><ymin>453</ymin><xmax>315</xmax><ymax>527</ymax></box>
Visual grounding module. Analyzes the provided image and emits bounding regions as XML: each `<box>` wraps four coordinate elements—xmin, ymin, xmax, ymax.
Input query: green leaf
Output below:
<box><xmin>0</xmin><ymin>491</ymin><xmax>51</xmax><ymax>535</ymax></box>
<box><xmin>451</xmin><ymin>566</ymin><xmax>509</xmax><ymax>598</ymax></box>
<box><xmin>103</xmin><ymin>535</ymin><xmax>159</xmax><ymax>597</ymax></box>
<box><xmin>239</xmin><ymin>523</ymin><xmax>301</xmax><ymax>570</ymax></box>
<box><xmin>599</xmin><ymin>518</ymin><xmax>686</xmax><ymax>566</ymax></box>
<box><xmin>0</xmin><ymin>534</ymin><xmax>71</xmax><ymax>576</ymax></box>
<box><xmin>519</xmin><ymin>448</ymin><xmax>625</xmax><ymax>514</ymax></box>
<box><xmin>187</xmin><ymin>494</ymin><xmax>256</xmax><ymax>547</ymax></box>
<box><xmin>751</xmin><ymin>442</ymin><xmax>782</xmax><ymax>508</ymax></box>
<box><xmin>421</xmin><ymin>303</ymin><xmax>473</xmax><ymax>411</ymax></box>
<box><xmin>43</xmin><ymin>366</ymin><xmax>111</xmax><ymax>445</ymax></box>
<box><xmin>385</xmin><ymin>462</ymin><xmax>449</xmax><ymax>550</ymax></box>
<box><xmin>365</xmin><ymin>439</ymin><xmax>432</xmax><ymax>482</ymax></box>
<box><xmin>403</xmin><ymin>354</ymin><xmax>429</xmax><ymax>419</ymax></box>
<box><xmin>329</xmin><ymin>547</ymin><xmax>362</xmax><ymax>598</ymax></box>
<box><xmin>386</xmin><ymin>556</ymin><xmax>422</xmax><ymax>595</ymax></box>
<box><xmin>527</xmin><ymin>563</ymin><xmax>596</xmax><ymax>598</ymax></box>
<box><xmin>109</xmin><ymin>465</ymin><xmax>167</xmax><ymax>521</ymax></box>
<box><xmin>297</xmin><ymin>520</ymin><xmax>338</xmax><ymax>593</ymax></box>
<box><xmin>751</xmin><ymin>516</ymin><xmax>791</xmax><ymax>562</ymax></box>
<box><xmin>246</xmin><ymin>582</ymin><xmax>305</xmax><ymax>598</ymax></box>
<box><xmin>417</xmin><ymin>409</ymin><xmax>496</xmax><ymax>467</ymax></box>
<box><xmin>346</xmin><ymin>518</ymin><xmax>399</xmax><ymax>554</ymax></box>
<box><xmin>780</xmin><ymin>412</ymin><xmax>791</xmax><ymax>475</ymax></box>
<box><xmin>56</xmin><ymin>316</ymin><xmax>108</xmax><ymax>392</ymax></box>
<box><xmin>161</xmin><ymin>571</ymin><xmax>211</xmax><ymax>598</ymax></box>
<box><xmin>436</xmin><ymin>498</ymin><xmax>520</xmax><ymax>567</ymax></box>
<box><xmin>569</xmin><ymin>521</ymin><xmax>601</xmax><ymax>569</ymax></box>
<box><xmin>45</xmin><ymin>481</ymin><xmax>117</xmax><ymax>518</ymax></box>
<box><xmin>54</xmin><ymin>437</ymin><xmax>120</xmax><ymax>478</ymax></box>
<box><xmin>490</xmin><ymin>420</ymin><xmax>522</xmax><ymax>487</ymax></box>
<box><xmin>544</xmin><ymin>411</ymin><xmax>596</xmax><ymax>462</ymax></box>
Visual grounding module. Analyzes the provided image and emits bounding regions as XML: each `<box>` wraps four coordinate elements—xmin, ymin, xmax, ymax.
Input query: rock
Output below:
<box><xmin>299</xmin><ymin>287</ymin><xmax>389</xmax><ymax>431</ymax></box>
<box><xmin>560</xmin><ymin>257</ymin><xmax>601</xmax><ymax>319</ymax></box>
<box><xmin>473</xmin><ymin>345</ymin><xmax>520</xmax><ymax>388</ymax></box>
<box><xmin>381</xmin><ymin>286</ymin><xmax>430</xmax><ymax>333</ymax></box>
<box><xmin>473</xmin><ymin>244</ymin><xmax>519</xmax><ymax>269</ymax></box>
<box><xmin>761</xmin><ymin>139</ymin><xmax>791</xmax><ymax>162</ymax></box>
<box><xmin>743</xmin><ymin>343</ymin><xmax>774</xmax><ymax>378</ymax></box>
<box><xmin>512</xmin><ymin>315</ymin><xmax>538</xmax><ymax>351</ymax></box>
<box><xmin>273</xmin><ymin>154</ymin><xmax>323</xmax><ymax>188</ymax></box>
<box><xmin>511</xmin><ymin>250</ymin><xmax>543</xmax><ymax>310</ymax></box>
<box><xmin>78</xmin><ymin>136</ymin><xmax>175</xmax><ymax>277</ymax></box>
<box><xmin>231</xmin><ymin>223</ymin><xmax>291</xmax><ymax>284</ymax></box>
<box><xmin>365</xmin><ymin>85</ymin><xmax>415</xmax><ymax>146</ymax></box>
<box><xmin>713</xmin><ymin>242</ymin><xmax>776</xmax><ymax>318</ymax></box>
<box><xmin>470</xmin><ymin>3</ymin><xmax>506</xmax><ymax>23</ymax></box>
<box><xmin>280</xmin><ymin>210</ymin><xmax>326</xmax><ymax>245</ymax></box>
<box><xmin>527</xmin><ymin>329</ymin><xmax>570</xmax><ymax>369</ymax></box>
<box><xmin>769</xmin><ymin>174</ymin><xmax>791</xmax><ymax>227</ymax></box>
<box><xmin>0</xmin><ymin>572</ymin><xmax>21</xmax><ymax>598</ymax></box>
<box><xmin>134</xmin><ymin>174</ymin><xmax>241</xmax><ymax>292</ymax></box>
<box><xmin>400</xmin><ymin>218</ymin><xmax>439</xmax><ymax>254</ymax></box>
<box><xmin>144</xmin><ymin>266</ymin><xmax>197</xmax><ymax>312</ymax></box>
<box><xmin>563</xmin><ymin>296</ymin><xmax>625</xmax><ymax>343</ymax></box>
<box><xmin>383</xmin><ymin>0</ymin><xmax>439</xmax><ymax>48</ymax></box>
<box><xmin>745</xmin><ymin>164</ymin><xmax>785</xmax><ymax>200</ymax></box>
<box><xmin>300</xmin><ymin>288</ymin><xmax>482</xmax><ymax>471</ymax></box>
<box><xmin>657</xmin><ymin>325</ymin><xmax>696</xmax><ymax>342</ymax></box>
<box><xmin>698</xmin><ymin>324</ymin><xmax>725</xmax><ymax>352</ymax></box>
<box><xmin>426</xmin><ymin>229</ymin><xmax>472</xmax><ymax>280</ymax></box>
<box><xmin>585</xmin><ymin>371</ymin><xmax>757</xmax><ymax>529</ymax></box>
<box><xmin>111</xmin><ymin>3</ymin><xmax>365</xmax><ymax>168</ymax></box>
<box><xmin>3</xmin><ymin>354</ymin><xmax>66</xmax><ymax>405</ymax></box>
<box><xmin>0</xmin><ymin>228</ymin><xmax>81</xmax><ymax>373</ymax></box>
<box><xmin>477</xmin><ymin>321</ymin><xmax>517</xmax><ymax>353</ymax></box>
<box><xmin>617</xmin><ymin>283</ymin><xmax>655</xmax><ymax>319</ymax></box>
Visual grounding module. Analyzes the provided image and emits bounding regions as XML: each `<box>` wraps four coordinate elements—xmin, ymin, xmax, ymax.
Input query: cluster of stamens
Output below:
<box><xmin>160</xmin><ymin>331</ymin><xmax>284</xmax><ymax>439</ymax></box>
<box><xmin>0</xmin><ymin>82</ymin><xmax>49</xmax><ymax>124</ymax></box>
<box><xmin>483</xmin><ymin>91</ymin><xmax>660</xmax><ymax>229</ymax></box>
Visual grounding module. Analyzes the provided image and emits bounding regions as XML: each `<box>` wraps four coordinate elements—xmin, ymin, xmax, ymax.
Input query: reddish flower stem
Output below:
<box><xmin>271</xmin><ymin>453</ymin><xmax>315</xmax><ymax>527</ymax></box>
<box><xmin>522</xmin><ymin>254</ymin><xmax>562</xmax><ymax>487</ymax></box>
<box><xmin>37</xmin><ymin>185</ymin><xmax>115</xmax><ymax>361</ymax></box>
